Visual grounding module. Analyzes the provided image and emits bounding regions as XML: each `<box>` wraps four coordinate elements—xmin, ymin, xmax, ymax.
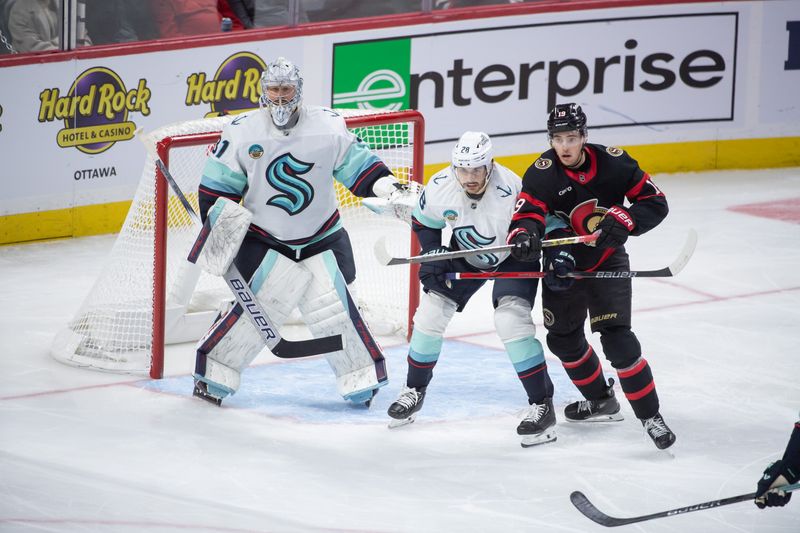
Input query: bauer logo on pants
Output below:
<box><xmin>38</xmin><ymin>67</ymin><xmax>151</xmax><ymax>154</ymax></box>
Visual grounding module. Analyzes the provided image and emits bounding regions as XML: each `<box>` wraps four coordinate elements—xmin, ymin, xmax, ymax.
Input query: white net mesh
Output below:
<box><xmin>51</xmin><ymin>110</ymin><xmax>422</xmax><ymax>376</ymax></box>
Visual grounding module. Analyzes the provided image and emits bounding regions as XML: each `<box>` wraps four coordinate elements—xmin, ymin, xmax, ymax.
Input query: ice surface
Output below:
<box><xmin>1</xmin><ymin>168</ymin><xmax>799</xmax><ymax>532</ymax></box>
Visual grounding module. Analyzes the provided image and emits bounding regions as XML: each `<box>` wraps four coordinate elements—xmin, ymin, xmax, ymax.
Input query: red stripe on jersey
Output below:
<box><xmin>572</xmin><ymin>364</ymin><xmax>602</xmax><ymax>386</ymax></box>
<box><xmin>562</xmin><ymin>346</ymin><xmax>594</xmax><ymax>369</ymax></box>
<box><xmin>519</xmin><ymin>191</ymin><xmax>548</xmax><ymax>212</ymax></box>
<box><xmin>624</xmin><ymin>381</ymin><xmax>656</xmax><ymax>401</ymax></box>
<box><xmin>351</xmin><ymin>161</ymin><xmax>384</xmax><ymax>192</ymax></box>
<box><xmin>618</xmin><ymin>358</ymin><xmax>648</xmax><ymax>378</ymax></box>
<box><xmin>627</xmin><ymin>173</ymin><xmax>650</xmax><ymax>199</ymax></box>
<box><xmin>511</xmin><ymin>212</ymin><xmax>545</xmax><ymax>224</ymax></box>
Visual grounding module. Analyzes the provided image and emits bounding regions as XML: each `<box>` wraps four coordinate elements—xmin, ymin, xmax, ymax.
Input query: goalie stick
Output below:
<box><xmin>374</xmin><ymin>233</ymin><xmax>598</xmax><ymax>266</ymax></box>
<box><xmin>570</xmin><ymin>482</ymin><xmax>800</xmax><ymax>527</ymax></box>
<box><xmin>447</xmin><ymin>228</ymin><xmax>697</xmax><ymax>280</ymax></box>
<box><xmin>152</xmin><ymin>156</ymin><xmax>342</xmax><ymax>358</ymax></box>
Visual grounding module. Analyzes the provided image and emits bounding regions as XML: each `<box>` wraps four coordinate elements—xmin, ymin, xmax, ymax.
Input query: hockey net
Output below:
<box><xmin>51</xmin><ymin>109</ymin><xmax>424</xmax><ymax>378</ymax></box>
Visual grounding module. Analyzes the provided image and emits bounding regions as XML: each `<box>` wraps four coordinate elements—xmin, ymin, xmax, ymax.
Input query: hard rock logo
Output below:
<box><xmin>38</xmin><ymin>66</ymin><xmax>151</xmax><ymax>154</ymax></box>
<box><xmin>185</xmin><ymin>52</ymin><xmax>267</xmax><ymax>117</ymax></box>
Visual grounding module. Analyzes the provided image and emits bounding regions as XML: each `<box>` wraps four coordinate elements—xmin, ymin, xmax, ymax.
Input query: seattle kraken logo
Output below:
<box><xmin>454</xmin><ymin>225</ymin><xmax>498</xmax><ymax>267</ymax></box>
<box><xmin>265</xmin><ymin>153</ymin><xmax>314</xmax><ymax>215</ymax></box>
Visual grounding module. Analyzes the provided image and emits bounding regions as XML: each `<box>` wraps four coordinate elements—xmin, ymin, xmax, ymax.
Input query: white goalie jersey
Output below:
<box><xmin>199</xmin><ymin>105</ymin><xmax>388</xmax><ymax>246</ymax></box>
<box><xmin>413</xmin><ymin>162</ymin><xmax>522</xmax><ymax>271</ymax></box>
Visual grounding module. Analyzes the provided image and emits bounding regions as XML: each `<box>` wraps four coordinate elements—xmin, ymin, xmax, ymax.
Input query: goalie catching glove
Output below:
<box><xmin>362</xmin><ymin>177</ymin><xmax>422</xmax><ymax>224</ymax></box>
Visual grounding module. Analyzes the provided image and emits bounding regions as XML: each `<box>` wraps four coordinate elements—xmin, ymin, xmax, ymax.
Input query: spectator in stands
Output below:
<box><xmin>7</xmin><ymin>0</ymin><xmax>59</xmax><ymax>52</ymax></box>
<box><xmin>149</xmin><ymin>0</ymin><xmax>220</xmax><ymax>38</ymax></box>
<box><xmin>218</xmin><ymin>0</ymin><xmax>247</xmax><ymax>31</ymax></box>
<box><xmin>223</xmin><ymin>0</ymin><xmax>308</xmax><ymax>28</ymax></box>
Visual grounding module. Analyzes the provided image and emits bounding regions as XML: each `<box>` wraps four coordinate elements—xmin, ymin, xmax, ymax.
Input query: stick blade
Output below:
<box><xmin>374</xmin><ymin>235</ymin><xmax>407</xmax><ymax>266</ymax></box>
<box><xmin>570</xmin><ymin>491</ymin><xmax>630</xmax><ymax>527</ymax></box>
<box><xmin>667</xmin><ymin>227</ymin><xmax>698</xmax><ymax>276</ymax></box>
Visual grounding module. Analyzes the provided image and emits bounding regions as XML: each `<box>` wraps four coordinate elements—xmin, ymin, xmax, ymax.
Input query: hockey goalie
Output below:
<box><xmin>189</xmin><ymin>57</ymin><xmax>416</xmax><ymax>407</ymax></box>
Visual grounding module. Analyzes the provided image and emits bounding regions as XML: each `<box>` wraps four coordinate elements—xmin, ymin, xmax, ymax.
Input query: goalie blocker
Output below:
<box><xmin>191</xmin><ymin>197</ymin><xmax>388</xmax><ymax>405</ymax></box>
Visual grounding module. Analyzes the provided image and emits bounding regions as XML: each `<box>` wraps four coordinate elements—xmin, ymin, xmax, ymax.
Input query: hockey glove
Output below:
<box><xmin>543</xmin><ymin>249</ymin><xmax>576</xmax><ymax>292</ymax></box>
<box><xmin>755</xmin><ymin>459</ymin><xmax>799</xmax><ymax>508</ymax></box>
<box><xmin>508</xmin><ymin>228</ymin><xmax>541</xmax><ymax>262</ymax></box>
<box><xmin>419</xmin><ymin>247</ymin><xmax>453</xmax><ymax>294</ymax></box>
<box><xmin>595</xmin><ymin>206</ymin><xmax>635</xmax><ymax>249</ymax></box>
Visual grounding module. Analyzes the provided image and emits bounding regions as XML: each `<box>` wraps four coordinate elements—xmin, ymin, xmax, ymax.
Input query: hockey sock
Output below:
<box><xmin>406</xmin><ymin>328</ymin><xmax>442</xmax><ymax>389</ymax></box>
<box><xmin>615</xmin><ymin>357</ymin><xmax>659</xmax><ymax>419</ymax></box>
<box><xmin>518</xmin><ymin>361</ymin><xmax>554</xmax><ymax>404</ymax></box>
<box><xmin>560</xmin><ymin>344</ymin><xmax>609</xmax><ymax>399</ymax></box>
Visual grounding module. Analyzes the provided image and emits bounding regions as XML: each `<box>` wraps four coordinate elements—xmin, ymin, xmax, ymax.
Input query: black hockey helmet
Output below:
<box><xmin>547</xmin><ymin>103</ymin><xmax>587</xmax><ymax>136</ymax></box>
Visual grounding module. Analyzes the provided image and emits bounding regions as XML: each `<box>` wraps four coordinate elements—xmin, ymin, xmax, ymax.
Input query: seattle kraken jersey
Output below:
<box><xmin>511</xmin><ymin>143</ymin><xmax>668</xmax><ymax>270</ymax></box>
<box><xmin>198</xmin><ymin>106</ymin><xmax>390</xmax><ymax>246</ymax></box>
<box><xmin>413</xmin><ymin>162</ymin><xmax>522</xmax><ymax>270</ymax></box>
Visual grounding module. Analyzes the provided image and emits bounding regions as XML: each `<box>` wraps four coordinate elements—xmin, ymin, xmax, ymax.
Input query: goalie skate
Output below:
<box><xmin>517</xmin><ymin>397</ymin><xmax>557</xmax><ymax>448</ymax></box>
<box><xmin>387</xmin><ymin>386</ymin><xmax>425</xmax><ymax>429</ymax></box>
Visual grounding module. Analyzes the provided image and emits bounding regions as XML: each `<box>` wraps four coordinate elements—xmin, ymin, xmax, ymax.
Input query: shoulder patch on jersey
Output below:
<box><xmin>248</xmin><ymin>144</ymin><xmax>264</xmax><ymax>159</ymax></box>
<box><xmin>443</xmin><ymin>209</ymin><xmax>459</xmax><ymax>221</ymax></box>
<box><xmin>535</xmin><ymin>158</ymin><xmax>552</xmax><ymax>170</ymax></box>
<box><xmin>606</xmin><ymin>146</ymin><xmax>624</xmax><ymax>157</ymax></box>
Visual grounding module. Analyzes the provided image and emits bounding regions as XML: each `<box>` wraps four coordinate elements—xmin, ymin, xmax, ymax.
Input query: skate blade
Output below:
<box><xmin>520</xmin><ymin>430</ymin><xmax>557</xmax><ymax>448</ymax></box>
<box><xmin>388</xmin><ymin>415</ymin><xmax>416</xmax><ymax>429</ymax></box>
<box><xmin>565</xmin><ymin>413</ymin><xmax>624</xmax><ymax>423</ymax></box>
<box><xmin>192</xmin><ymin>388</ymin><xmax>222</xmax><ymax>406</ymax></box>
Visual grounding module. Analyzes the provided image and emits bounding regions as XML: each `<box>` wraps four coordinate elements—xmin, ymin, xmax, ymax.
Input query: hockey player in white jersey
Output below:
<box><xmin>190</xmin><ymin>57</ymin><xmax>412</xmax><ymax>407</ymax></box>
<box><xmin>386</xmin><ymin>131</ymin><xmax>558</xmax><ymax>447</ymax></box>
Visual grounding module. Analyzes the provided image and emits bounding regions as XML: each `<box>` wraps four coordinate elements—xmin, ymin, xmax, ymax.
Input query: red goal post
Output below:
<box><xmin>51</xmin><ymin>109</ymin><xmax>425</xmax><ymax>379</ymax></box>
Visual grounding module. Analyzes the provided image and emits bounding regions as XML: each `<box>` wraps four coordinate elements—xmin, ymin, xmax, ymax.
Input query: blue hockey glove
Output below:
<box><xmin>755</xmin><ymin>460</ymin><xmax>799</xmax><ymax>508</ymax></box>
<box><xmin>595</xmin><ymin>206</ymin><xmax>635</xmax><ymax>249</ymax></box>
<box><xmin>543</xmin><ymin>249</ymin><xmax>576</xmax><ymax>291</ymax></box>
<box><xmin>508</xmin><ymin>228</ymin><xmax>541</xmax><ymax>262</ymax></box>
<box><xmin>419</xmin><ymin>247</ymin><xmax>453</xmax><ymax>294</ymax></box>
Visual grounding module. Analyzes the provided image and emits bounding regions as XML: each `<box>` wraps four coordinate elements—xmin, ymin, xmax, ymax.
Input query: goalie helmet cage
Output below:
<box><xmin>51</xmin><ymin>109</ymin><xmax>424</xmax><ymax>379</ymax></box>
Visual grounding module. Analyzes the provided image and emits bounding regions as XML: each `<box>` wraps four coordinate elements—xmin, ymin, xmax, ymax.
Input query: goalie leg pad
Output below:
<box><xmin>297</xmin><ymin>251</ymin><xmax>387</xmax><ymax>401</ymax></box>
<box><xmin>189</xmin><ymin>197</ymin><xmax>253</xmax><ymax>276</ymax></box>
<box><xmin>194</xmin><ymin>250</ymin><xmax>312</xmax><ymax>396</ymax></box>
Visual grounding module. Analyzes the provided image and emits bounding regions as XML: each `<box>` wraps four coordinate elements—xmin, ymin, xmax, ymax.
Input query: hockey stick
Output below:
<box><xmin>446</xmin><ymin>228</ymin><xmax>697</xmax><ymax>280</ymax></box>
<box><xmin>152</xmin><ymin>156</ymin><xmax>342</xmax><ymax>358</ymax></box>
<box><xmin>570</xmin><ymin>482</ymin><xmax>800</xmax><ymax>527</ymax></box>
<box><xmin>374</xmin><ymin>233</ymin><xmax>598</xmax><ymax>266</ymax></box>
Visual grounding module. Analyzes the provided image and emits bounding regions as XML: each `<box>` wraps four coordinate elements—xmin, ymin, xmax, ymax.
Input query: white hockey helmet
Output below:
<box><xmin>452</xmin><ymin>131</ymin><xmax>494</xmax><ymax>197</ymax></box>
<box><xmin>259</xmin><ymin>57</ymin><xmax>303</xmax><ymax>128</ymax></box>
<box><xmin>452</xmin><ymin>131</ymin><xmax>494</xmax><ymax>169</ymax></box>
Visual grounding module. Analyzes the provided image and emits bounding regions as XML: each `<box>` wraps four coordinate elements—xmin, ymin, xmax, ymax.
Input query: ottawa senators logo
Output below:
<box><xmin>534</xmin><ymin>157</ymin><xmax>552</xmax><ymax>169</ymax></box>
<box><xmin>606</xmin><ymin>146</ymin><xmax>624</xmax><ymax>157</ymax></box>
<box><xmin>557</xmin><ymin>199</ymin><xmax>608</xmax><ymax>235</ymax></box>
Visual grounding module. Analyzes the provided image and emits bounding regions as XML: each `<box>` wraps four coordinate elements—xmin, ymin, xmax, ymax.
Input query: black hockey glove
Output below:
<box><xmin>755</xmin><ymin>459</ymin><xmax>799</xmax><ymax>508</ymax></box>
<box><xmin>543</xmin><ymin>249</ymin><xmax>576</xmax><ymax>292</ymax></box>
<box><xmin>419</xmin><ymin>247</ymin><xmax>453</xmax><ymax>294</ymax></box>
<box><xmin>508</xmin><ymin>228</ymin><xmax>541</xmax><ymax>262</ymax></box>
<box><xmin>595</xmin><ymin>206</ymin><xmax>635</xmax><ymax>249</ymax></box>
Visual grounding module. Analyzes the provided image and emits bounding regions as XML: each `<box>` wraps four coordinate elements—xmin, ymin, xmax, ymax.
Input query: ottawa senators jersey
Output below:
<box><xmin>511</xmin><ymin>143</ymin><xmax>668</xmax><ymax>270</ymax></box>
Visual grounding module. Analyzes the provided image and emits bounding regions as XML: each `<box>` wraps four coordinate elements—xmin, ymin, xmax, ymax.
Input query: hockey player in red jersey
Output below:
<box><xmin>507</xmin><ymin>103</ymin><xmax>675</xmax><ymax>450</ymax></box>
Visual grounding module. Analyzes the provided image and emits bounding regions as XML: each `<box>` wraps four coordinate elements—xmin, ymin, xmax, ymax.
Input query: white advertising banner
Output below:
<box><xmin>0</xmin><ymin>0</ymin><xmax>798</xmax><ymax>221</ymax></box>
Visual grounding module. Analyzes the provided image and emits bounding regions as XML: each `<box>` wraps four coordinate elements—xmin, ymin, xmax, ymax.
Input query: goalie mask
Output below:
<box><xmin>451</xmin><ymin>131</ymin><xmax>494</xmax><ymax>198</ymax></box>
<box><xmin>259</xmin><ymin>57</ymin><xmax>303</xmax><ymax>129</ymax></box>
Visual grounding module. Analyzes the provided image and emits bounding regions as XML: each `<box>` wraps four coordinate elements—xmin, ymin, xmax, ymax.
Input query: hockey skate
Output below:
<box><xmin>517</xmin><ymin>397</ymin><xmax>557</xmax><ymax>448</ymax></box>
<box><xmin>387</xmin><ymin>386</ymin><xmax>426</xmax><ymax>428</ymax></box>
<box><xmin>642</xmin><ymin>413</ymin><xmax>676</xmax><ymax>450</ymax></box>
<box><xmin>192</xmin><ymin>380</ymin><xmax>223</xmax><ymax>406</ymax></box>
<box><xmin>564</xmin><ymin>378</ymin><xmax>624</xmax><ymax>422</ymax></box>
